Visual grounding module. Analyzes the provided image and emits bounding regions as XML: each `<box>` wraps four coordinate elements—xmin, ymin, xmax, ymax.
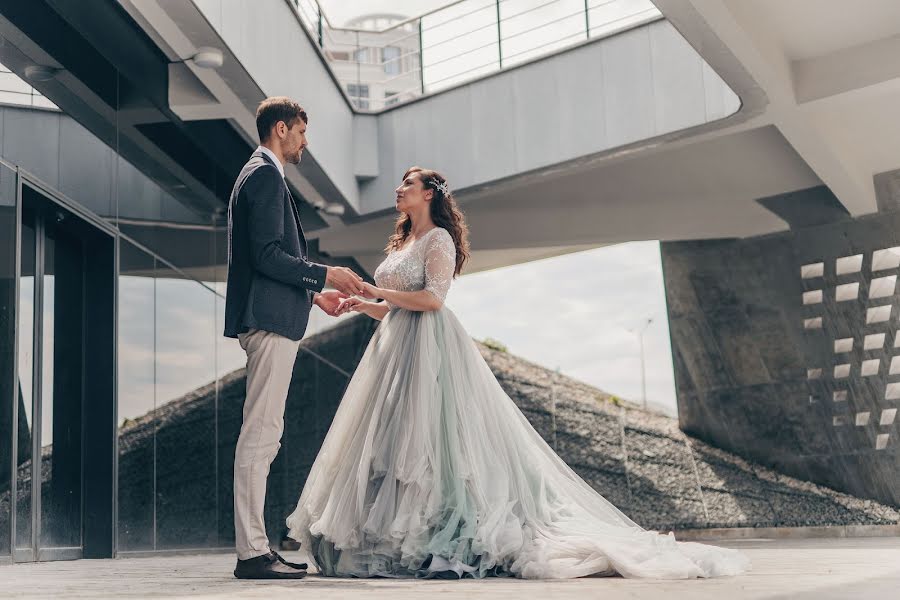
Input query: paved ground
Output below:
<box><xmin>1</xmin><ymin>537</ymin><xmax>897</xmax><ymax>599</ymax></box>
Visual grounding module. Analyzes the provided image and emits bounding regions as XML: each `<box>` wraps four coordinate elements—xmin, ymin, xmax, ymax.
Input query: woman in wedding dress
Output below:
<box><xmin>285</xmin><ymin>167</ymin><xmax>750</xmax><ymax>580</ymax></box>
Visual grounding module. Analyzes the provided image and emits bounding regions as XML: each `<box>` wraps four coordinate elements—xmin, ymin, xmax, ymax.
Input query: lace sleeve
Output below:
<box><xmin>424</xmin><ymin>228</ymin><xmax>457</xmax><ymax>303</ymax></box>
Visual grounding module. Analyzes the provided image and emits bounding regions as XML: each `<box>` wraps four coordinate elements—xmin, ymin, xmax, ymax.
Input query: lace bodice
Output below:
<box><xmin>374</xmin><ymin>227</ymin><xmax>456</xmax><ymax>303</ymax></box>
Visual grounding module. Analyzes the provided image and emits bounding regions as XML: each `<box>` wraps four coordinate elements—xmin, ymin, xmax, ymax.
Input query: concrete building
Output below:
<box><xmin>1</xmin><ymin>0</ymin><xmax>899</xmax><ymax>565</ymax></box>
<box><xmin>315</xmin><ymin>12</ymin><xmax>422</xmax><ymax>110</ymax></box>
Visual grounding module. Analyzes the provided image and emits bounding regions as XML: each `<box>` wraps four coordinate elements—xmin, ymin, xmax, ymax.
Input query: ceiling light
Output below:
<box><xmin>322</xmin><ymin>203</ymin><xmax>345</xmax><ymax>216</ymax></box>
<box><xmin>24</xmin><ymin>65</ymin><xmax>59</xmax><ymax>82</ymax></box>
<box><xmin>191</xmin><ymin>47</ymin><xmax>224</xmax><ymax>69</ymax></box>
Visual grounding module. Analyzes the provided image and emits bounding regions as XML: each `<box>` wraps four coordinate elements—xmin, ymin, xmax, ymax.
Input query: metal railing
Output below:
<box><xmin>292</xmin><ymin>0</ymin><xmax>662</xmax><ymax>111</ymax></box>
<box><xmin>0</xmin><ymin>64</ymin><xmax>58</xmax><ymax>109</ymax></box>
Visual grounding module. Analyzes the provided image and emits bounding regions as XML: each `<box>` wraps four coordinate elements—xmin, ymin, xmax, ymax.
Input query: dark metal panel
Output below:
<box><xmin>81</xmin><ymin>229</ymin><xmax>116</xmax><ymax>559</ymax></box>
<box><xmin>19</xmin><ymin>170</ymin><xmax>117</xmax><ymax>238</ymax></box>
<box><xmin>30</xmin><ymin>207</ymin><xmax>44</xmax><ymax>557</ymax></box>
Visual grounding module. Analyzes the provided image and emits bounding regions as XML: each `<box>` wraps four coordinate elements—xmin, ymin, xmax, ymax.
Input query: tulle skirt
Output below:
<box><xmin>286</xmin><ymin>308</ymin><xmax>750</xmax><ymax>579</ymax></box>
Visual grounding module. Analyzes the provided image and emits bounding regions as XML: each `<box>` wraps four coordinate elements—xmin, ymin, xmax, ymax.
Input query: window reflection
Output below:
<box><xmin>154</xmin><ymin>264</ymin><xmax>217</xmax><ymax>549</ymax></box>
<box><xmin>117</xmin><ymin>241</ymin><xmax>156</xmax><ymax>551</ymax></box>
<box><xmin>16</xmin><ymin>210</ymin><xmax>35</xmax><ymax>551</ymax></box>
<box><xmin>40</xmin><ymin>217</ymin><xmax>84</xmax><ymax>550</ymax></box>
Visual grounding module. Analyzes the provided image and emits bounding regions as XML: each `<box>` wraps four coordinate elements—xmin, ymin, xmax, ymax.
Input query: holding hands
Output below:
<box><xmin>336</xmin><ymin>296</ymin><xmax>366</xmax><ymax>315</ymax></box>
<box><xmin>315</xmin><ymin>281</ymin><xmax>389</xmax><ymax>320</ymax></box>
<box><xmin>313</xmin><ymin>290</ymin><xmax>349</xmax><ymax>316</ymax></box>
<box><xmin>316</xmin><ymin>267</ymin><xmax>372</xmax><ymax>317</ymax></box>
<box><xmin>357</xmin><ymin>282</ymin><xmax>381</xmax><ymax>300</ymax></box>
<box><xmin>337</xmin><ymin>283</ymin><xmax>382</xmax><ymax>314</ymax></box>
<box><xmin>325</xmin><ymin>266</ymin><xmax>366</xmax><ymax>296</ymax></box>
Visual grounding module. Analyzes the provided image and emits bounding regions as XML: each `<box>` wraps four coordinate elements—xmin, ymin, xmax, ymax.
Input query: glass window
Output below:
<box><xmin>347</xmin><ymin>84</ymin><xmax>370</xmax><ymax>110</ymax></box>
<box><xmin>153</xmin><ymin>265</ymin><xmax>217</xmax><ymax>549</ymax></box>
<box><xmin>382</xmin><ymin>46</ymin><xmax>401</xmax><ymax>75</ymax></box>
<box><xmin>0</xmin><ymin>63</ymin><xmax>57</xmax><ymax>109</ymax></box>
<box><xmin>117</xmin><ymin>241</ymin><xmax>157</xmax><ymax>551</ymax></box>
<box><xmin>39</xmin><ymin>212</ymin><xmax>85</xmax><ymax>550</ymax></box>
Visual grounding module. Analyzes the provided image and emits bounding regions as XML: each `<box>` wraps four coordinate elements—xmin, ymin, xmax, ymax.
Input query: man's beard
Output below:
<box><xmin>286</xmin><ymin>149</ymin><xmax>302</xmax><ymax>164</ymax></box>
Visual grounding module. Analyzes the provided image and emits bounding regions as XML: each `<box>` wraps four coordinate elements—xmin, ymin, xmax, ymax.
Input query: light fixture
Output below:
<box><xmin>191</xmin><ymin>47</ymin><xmax>224</xmax><ymax>69</ymax></box>
<box><xmin>24</xmin><ymin>65</ymin><xmax>60</xmax><ymax>82</ymax></box>
<box><xmin>322</xmin><ymin>203</ymin><xmax>345</xmax><ymax>216</ymax></box>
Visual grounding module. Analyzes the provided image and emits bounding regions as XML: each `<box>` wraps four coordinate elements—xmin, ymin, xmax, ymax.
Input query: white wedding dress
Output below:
<box><xmin>286</xmin><ymin>227</ymin><xmax>750</xmax><ymax>579</ymax></box>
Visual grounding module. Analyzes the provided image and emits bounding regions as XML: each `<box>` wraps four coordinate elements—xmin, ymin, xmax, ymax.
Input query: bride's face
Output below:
<box><xmin>394</xmin><ymin>173</ymin><xmax>432</xmax><ymax>214</ymax></box>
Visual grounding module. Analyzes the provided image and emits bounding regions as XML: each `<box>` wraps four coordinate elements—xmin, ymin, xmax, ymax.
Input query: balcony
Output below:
<box><xmin>292</xmin><ymin>0</ymin><xmax>662</xmax><ymax>111</ymax></box>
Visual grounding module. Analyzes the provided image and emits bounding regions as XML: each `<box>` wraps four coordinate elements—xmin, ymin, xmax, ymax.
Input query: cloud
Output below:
<box><xmin>113</xmin><ymin>242</ymin><xmax>678</xmax><ymax>423</ymax></box>
<box><xmin>446</xmin><ymin>241</ymin><xmax>677</xmax><ymax>415</ymax></box>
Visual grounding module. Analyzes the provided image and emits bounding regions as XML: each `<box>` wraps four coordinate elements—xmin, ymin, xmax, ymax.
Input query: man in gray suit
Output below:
<box><xmin>224</xmin><ymin>96</ymin><xmax>364</xmax><ymax>579</ymax></box>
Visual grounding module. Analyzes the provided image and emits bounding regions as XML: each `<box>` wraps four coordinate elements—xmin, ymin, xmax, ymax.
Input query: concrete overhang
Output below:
<box><xmin>653</xmin><ymin>0</ymin><xmax>900</xmax><ymax>220</ymax></box>
<box><xmin>7</xmin><ymin>0</ymin><xmax>888</xmax><ymax>278</ymax></box>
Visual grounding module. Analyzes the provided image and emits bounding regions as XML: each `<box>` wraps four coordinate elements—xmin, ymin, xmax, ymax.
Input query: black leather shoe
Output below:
<box><xmin>272</xmin><ymin>550</ymin><xmax>308</xmax><ymax>571</ymax></box>
<box><xmin>234</xmin><ymin>551</ymin><xmax>307</xmax><ymax>579</ymax></box>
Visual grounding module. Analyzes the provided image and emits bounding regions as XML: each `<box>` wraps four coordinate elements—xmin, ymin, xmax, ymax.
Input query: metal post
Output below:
<box><xmin>355</xmin><ymin>31</ymin><xmax>361</xmax><ymax>108</ymax></box>
<box><xmin>638</xmin><ymin>317</ymin><xmax>653</xmax><ymax>410</ymax></box>
<box><xmin>495</xmin><ymin>0</ymin><xmax>503</xmax><ymax>69</ymax></box>
<box><xmin>639</xmin><ymin>328</ymin><xmax>646</xmax><ymax>410</ymax></box>
<box><xmin>314</xmin><ymin>0</ymin><xmax>324</xmax><ymax>46</ymax></box>
<box><xmin>31</xmin><ymin>212</ymin><xmax>44</xmax><ymax>557</ymax></box>
<box><xmin>418</xmin><ymin>18</ymin><xmax>425</xmax><ymax>94</ymax></box>
<box><xmin>584</xmin><ymin>0</ymin><xmax>591</xmax><ymax>39</ymax></box>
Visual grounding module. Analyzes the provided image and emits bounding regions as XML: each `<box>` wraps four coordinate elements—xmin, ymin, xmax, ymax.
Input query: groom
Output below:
<box><xmin>224</xmin><ymin>96</ymin><xmax>365</xmax><ymax>579</ymax></box>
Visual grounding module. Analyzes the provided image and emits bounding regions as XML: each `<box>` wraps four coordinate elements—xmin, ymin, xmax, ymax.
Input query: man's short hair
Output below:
<box><xmin>256</xmin><ymin>97</ymin><xmax>308</xmax><ymax>142</ymax></box>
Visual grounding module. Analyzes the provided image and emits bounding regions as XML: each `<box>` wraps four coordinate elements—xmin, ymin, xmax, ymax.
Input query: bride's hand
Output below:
<box><xmin>337</xmin><ymin>297</ymin><xmax>365</xmax><ymax>315</ymax></box>
<box><xmin>359</xmin><ymin>282</ymin><xmax>382</xmax><ymax>300</ymax></box>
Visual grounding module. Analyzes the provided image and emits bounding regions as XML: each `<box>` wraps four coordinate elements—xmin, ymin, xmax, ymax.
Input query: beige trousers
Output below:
<box><xmin>234</xmin><ymin>328</ymin><xmax>301</xmax><ymax>560</ymax></box>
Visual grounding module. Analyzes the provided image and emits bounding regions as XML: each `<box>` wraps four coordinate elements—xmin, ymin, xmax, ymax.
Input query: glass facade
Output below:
<box><xmin>115</xmin><ymin>241</ymin><xmax>249</xmax><ymax>553</ymax></box>
<box><xmin>0</xmin><ymin>65</ymin><xmax>334</xmax><ymax>556</ymax></box>
<box><xmin>0</xmin><ymin>46</ymin><xmax>250</xmax><ymax>557</ymax></box>
<box><xmin>116</xmin><ymin>241</ymin><xmax>156</xmax><ymax>552</ymax></box>
<box><xmin>38</xmin><ymin>208</ymin><xmax>85</xmax><ymax>550</ymax></box>
<box><xmin>153</xmin><ymin>264</ymin><xmax>218</xmax><ymax>550</ymax></box>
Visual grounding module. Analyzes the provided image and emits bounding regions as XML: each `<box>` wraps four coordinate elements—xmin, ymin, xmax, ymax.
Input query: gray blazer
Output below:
<box><xmin>224</xmin><ymin>150</ymin><xmax>327</xmax><ymax>341</ymax></box>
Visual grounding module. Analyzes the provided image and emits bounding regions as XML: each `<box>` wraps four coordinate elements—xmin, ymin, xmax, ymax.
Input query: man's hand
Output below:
<box><xmin>325</xmin><ymin>266</ymin><xmax>366</xmax><ymax>296</ymax></box>
<box><xmin>314</xmin><ymin>290</ymin><xmax>349</xmax><ymax>316</ymax></box>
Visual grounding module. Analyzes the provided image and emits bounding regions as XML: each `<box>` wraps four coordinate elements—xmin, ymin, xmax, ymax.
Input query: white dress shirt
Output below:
<box><xmin>256</xmin><ymin>145</ymin><xmax>285</xmax><ymax>178</ymax></box>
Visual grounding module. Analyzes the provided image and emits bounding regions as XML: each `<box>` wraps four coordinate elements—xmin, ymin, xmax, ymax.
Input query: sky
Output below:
<box><xmin>446</xmin><ymin>241</ymin><xmax>677</xmax><ymax>415</ymax></box>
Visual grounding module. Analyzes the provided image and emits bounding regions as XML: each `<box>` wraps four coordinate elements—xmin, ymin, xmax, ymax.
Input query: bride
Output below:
<box><xmin>285</xmin><ymin>167</ymin><xmax>750</xmax><ymax>580</ymax></box>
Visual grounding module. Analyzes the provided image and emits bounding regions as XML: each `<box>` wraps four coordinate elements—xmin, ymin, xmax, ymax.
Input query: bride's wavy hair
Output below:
<box><xmin>386</xmin><ymin>166</ymin><xmax>470</xmax><ymax>277</ymax></box>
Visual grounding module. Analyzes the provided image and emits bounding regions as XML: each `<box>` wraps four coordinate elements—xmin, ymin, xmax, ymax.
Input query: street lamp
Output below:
<box><xmin>628</xmin><ymin>316</ymin><xmax>654</xmax><ymax>410</ymax></box>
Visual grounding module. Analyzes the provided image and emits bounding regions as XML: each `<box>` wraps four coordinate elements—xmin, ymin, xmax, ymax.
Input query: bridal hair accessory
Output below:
<box><xmin>433</xmin><ymin>179</ymin><xmax>450</xmax><ymax>197</ymax></box>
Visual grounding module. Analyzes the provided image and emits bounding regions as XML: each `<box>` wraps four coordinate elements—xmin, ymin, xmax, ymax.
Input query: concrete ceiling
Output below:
<box><xmin>326</xmin><ymin>0</ymin><xmax>900</xmax><ymax>272</ymax></box>
<box><xmin>28</xmin><ymin>0</ymin><xmax>897</xmax><ymax>277</ymax></box>
<box><xmin>317</xmin><ymin>125</ymin><xmax>820</xmax><ymax>264</ymax></box>
<box><xmin>726</xmin><ymin>0</ymin><xmax>900</xmax><ymax>61</ymax></box>
<box><xmin>654</xmin><ymin>0</ymin><xmax>900</xmax><ymax>224</ymax></box>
